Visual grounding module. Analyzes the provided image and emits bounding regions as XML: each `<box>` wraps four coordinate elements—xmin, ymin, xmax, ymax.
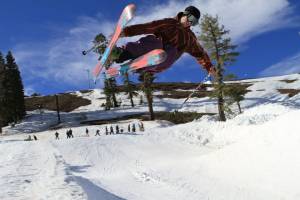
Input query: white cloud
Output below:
<box><xmin>15</xmin><ymin>16</ymin><xmax>114</xmax><ymax>90</ymax></box>
<box><xmin>259</xmin><ymin>52</ymin><xmax>300</xmax><ymax>77</ymax></box>
<box><xmin>13</xmin><ymin>0</ymin><xmax>297</xmax><ymax>93</ymax></box>
<box><xmin>131</xmin><ymin>0</ymin><xmax>296</xmax><ymax>43</ymax></box>
<box><xmin>24</xmin><ymin>86</ymin><xmax>36</xmax><ymax>96</ymax></box>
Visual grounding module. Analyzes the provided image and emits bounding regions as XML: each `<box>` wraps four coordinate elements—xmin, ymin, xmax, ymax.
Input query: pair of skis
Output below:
<box><xmin>105</xmin><ymin>49</ymin><xmax>167</xmax><ymax>79</ymax></box>
<box><xmin>90</xmin><ymin>4</ymin><xmax>166</xmax><ymax>81</ymax></box>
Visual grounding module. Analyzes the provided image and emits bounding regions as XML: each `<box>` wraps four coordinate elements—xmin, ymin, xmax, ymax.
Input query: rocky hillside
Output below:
<box><xmin>25</xmin><ymin>81</ymin><xmax>252</xmax><ymax>112</ymax></box>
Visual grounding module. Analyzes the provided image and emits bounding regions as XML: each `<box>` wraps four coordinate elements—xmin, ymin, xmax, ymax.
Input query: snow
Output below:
<box><xmin>1</xmin><ymin>73</ymin><xmax>300</xmax><ymax>199</ymax></box>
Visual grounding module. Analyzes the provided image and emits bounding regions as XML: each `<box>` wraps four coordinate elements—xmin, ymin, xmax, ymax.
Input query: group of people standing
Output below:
<box><xmin>24</xmin><ymin>135</ymin><xmax>38</xmax><ymax>141</ymax></box>
<box><xmin>54</xmin><ymin>121</ymin><xmax>145</xmax><ymax>140</ymax></box>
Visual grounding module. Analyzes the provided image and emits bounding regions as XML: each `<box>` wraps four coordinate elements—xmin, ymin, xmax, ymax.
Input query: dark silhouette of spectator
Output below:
<box><xmin>132</xmin><ymin>123</ymin><xmax>136</xmax><ymax>132</ymax></box>
<box><xmin>95</xmin><ymin>129</ymin><xmax>100</xmax><ymax>136</ymax></box>
<box><xmin>110</xmin><ymin>126</ymin><xmax>114</xmax><ymax>134</ymax></box>
<box><xmin>24</xmin><ymin>135</ymin><xmax>32</xmax><ymax>141</ymax></box>
<box><xmin>128</xmin><ymin>124</ymin><xmax>131</xmax><ymax>133</ymax></box>
<box><xmin>138</xmin><ymin>122</ymin><xmax>145</xmax><ymax>132</ymax></box>
<box><xmin>69</xmin><ymin>129</ymin><xmax>74</xmax><ymax>138</ymax></box>
<box><xmin>116</xmin><ymin>125</ymin><xmax>120</xmax><ymax>134</ymax></box>
<box><xmin>66</xmin><ymin>130</ymin><xmax>70</xmax><ymax>139</ymax></box>
<box><xmin>105</xmin><ymin>126</ymin><xmax>108</xmax><ymax>135</ymax></box>
<box><xmin>55</xmin><ymin>132</ymin><xmax>59</xmax><ymax>140</ymax></box>
<box><xmin>120</xmin><ymin>128</ymin><xmax>124</xmax><ymax>134</ymax></box>
<box><xmin>33</xmin><ymin>135</ymin><xmax>38</xmax><ymax>140</ymax></box>
<box><xmin>85</xmin><ymin>128</ymin><xmax>89</xmax><ymax>137</ymax></box>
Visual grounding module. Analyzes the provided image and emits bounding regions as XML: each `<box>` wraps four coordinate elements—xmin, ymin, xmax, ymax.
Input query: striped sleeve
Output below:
<box><xmin>186</xmin><ymin>36</ymin><xmax>213</xmax><ymax>72</ymax></box>
<box><xmin>123</xmin><ymin>18</ymin><xmax>175</xmax><ymax>37</ymax></box>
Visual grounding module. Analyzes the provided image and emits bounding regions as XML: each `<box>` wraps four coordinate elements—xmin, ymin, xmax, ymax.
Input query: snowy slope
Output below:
<box><xmin>1</xmin><ymin>73</ymin><xmax>300</xmax><ymax>199</ymax></box>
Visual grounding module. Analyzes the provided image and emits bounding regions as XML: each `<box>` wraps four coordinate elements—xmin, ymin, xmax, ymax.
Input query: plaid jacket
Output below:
<box><xmin>123</xmin><ymin>13</ymin><xmax>213</xmax><ymax>72</ymax></box>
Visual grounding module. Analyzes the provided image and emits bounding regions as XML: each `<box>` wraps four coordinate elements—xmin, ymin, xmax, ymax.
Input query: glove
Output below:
<box><xmin>208</xmin><ymin>66</ymin><xmax>217</xmax><ymax>78</ymax></box>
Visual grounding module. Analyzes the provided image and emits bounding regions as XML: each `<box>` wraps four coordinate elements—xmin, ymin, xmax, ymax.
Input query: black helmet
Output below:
<box><xmin>184</xmin><ymin>6</ymin><xmax>201</xmax><ymax>20</ymax></box>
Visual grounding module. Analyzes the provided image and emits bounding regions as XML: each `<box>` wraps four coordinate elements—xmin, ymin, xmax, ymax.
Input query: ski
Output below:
<box><xmin>92</xmin><ymin>4</ymin><xmax>136</xmax><ymax>80</ymax></box>
<box><xmin>105</xmin><ymin>49</ymin><xmax>167</xmax><ymax>79</ymax></box>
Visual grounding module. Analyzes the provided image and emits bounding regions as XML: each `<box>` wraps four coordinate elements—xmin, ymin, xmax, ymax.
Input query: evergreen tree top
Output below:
<box><xmin>0</xmin><ymin>51</ymin><xmax>5</xmax><ymax>65</ymax></box>
<box><xmin>0</xmin><ymin>53</ymin><xmax>5</xmax><ymax>73</ymax></box>
<box><xmin>199</xmin><ymin>14</ymin><xmax>239</xmax><ymax>67</ymax></box>
<box><xmin>6</xmin><ymin>51</ymin><xmax>18</xmax><ymax>70</ymax></box>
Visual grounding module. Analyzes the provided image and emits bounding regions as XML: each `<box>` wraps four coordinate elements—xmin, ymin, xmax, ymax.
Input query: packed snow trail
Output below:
<box><xmin>1</xmin><ymin>102</ymin><xmax>300</xmax><ymax>199</ymax></box>
<box><xmin>49</xmin><ymin>104</ymin><xmax>300</xmax><ymax>199</ymax></box>
<box><xmin>0</xmin><ymin>140</ymin><xmax>87</xmax><ymax>199</ymax></box>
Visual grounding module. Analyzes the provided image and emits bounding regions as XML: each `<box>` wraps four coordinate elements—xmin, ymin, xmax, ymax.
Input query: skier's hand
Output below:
<box><xmin>208</xmin><ymin>67</ymin><xmax>217</xmax><ymax>79</ymax></box>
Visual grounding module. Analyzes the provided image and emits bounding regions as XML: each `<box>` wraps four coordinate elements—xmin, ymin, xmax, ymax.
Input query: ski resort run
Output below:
<box><xmin>1</xmin><ymin>74</ymin><xmax>300</xmax><ymax>200</ymax></box>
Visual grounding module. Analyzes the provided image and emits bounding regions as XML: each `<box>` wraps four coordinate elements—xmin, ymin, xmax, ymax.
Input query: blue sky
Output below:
<box><xmin>1</xmin><ymin>0</ymin><xmax>300</xmax><ymax>95</ymax></box>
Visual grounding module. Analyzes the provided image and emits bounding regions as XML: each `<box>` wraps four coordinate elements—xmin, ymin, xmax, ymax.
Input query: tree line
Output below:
<box><xmin>0</xmin><ymin>51</ymin><xmax>25</xmax><ymax>133</ymax></box>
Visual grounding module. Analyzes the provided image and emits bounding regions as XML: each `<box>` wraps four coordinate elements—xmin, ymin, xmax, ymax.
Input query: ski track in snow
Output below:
<box><xmin>1</xmin><ymin>74</ymin><xmax>300</xmax><ymax>199</ymax></box>
<box><xmin>0</xmin><ymin>141</ymin><xmax>86</xmax><ymax>199</ymax></box>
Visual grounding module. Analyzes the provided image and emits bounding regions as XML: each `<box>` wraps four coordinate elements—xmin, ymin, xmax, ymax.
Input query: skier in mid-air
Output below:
<box><xmin>111</xmin><ymin>6</ymin><xmax>216</xmax><ymax>77</ymax></box>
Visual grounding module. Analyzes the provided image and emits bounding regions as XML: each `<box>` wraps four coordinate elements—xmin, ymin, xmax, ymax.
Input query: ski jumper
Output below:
<box><xmin>122</xmin><ymin>12</ymin><xmax>213</xmax><ymax>73</ymax></box>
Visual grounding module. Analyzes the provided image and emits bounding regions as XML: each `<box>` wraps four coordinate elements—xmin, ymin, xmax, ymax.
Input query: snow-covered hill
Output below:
<box><xmin>1</xmin><ymin>73</ymin><xmax>300</xmax><ymax>199</ymax></box>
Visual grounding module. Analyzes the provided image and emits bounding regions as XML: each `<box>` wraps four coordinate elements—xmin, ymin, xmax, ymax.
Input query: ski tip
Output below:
<box><xmin>127</xmin><ymin>4</ymin><xmax>136</xmax><ymax>10</ymax></box>
<box><xmin>124</xmin><ymin>4</ymin><xmax>136</xmax><ymax>20</ymax></box>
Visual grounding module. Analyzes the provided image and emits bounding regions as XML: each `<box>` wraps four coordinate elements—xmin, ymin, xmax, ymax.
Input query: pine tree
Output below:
<box><xmin>224</xmin><ymin>73</ymin><xmax>238</xmax><ymax>81</ymax></box>
<box><xmin>224</xmin><ymin>84</ymin><xmax>247</xmax><ymax>114</ymax></box>
<box><xmin>123</xmin><ymin>72</ymin><xmax>138</xmax><ymax>107</ymax></box>
<box><xmin>3</xmin><ymin>51</ymin><xmax>26</xmax><ymax>123</ymax></box>
<box><xmin>93</xmin><ymin>33</ymin><xmax>119</xmax><ymax>108</ymax></box>
<box><xmin>0</xmin><ymin>52</ymin><xmax>6</xmax><ymax>132</ymax></box>
<box><xmin>93</xmin><ymin>33</ymin><xmax>108</xmax><ymax>57</ymax></box>
<box><xmin>139</xmin><ymin>72</ymin><xmax>155</xmax><ymax>120</ymax></box>
<box><xmin>109</xmin><ymin>78</ymin><xmax>119</xmax><ymax>107</ymax></box>
<box><xmin>199</xmin><ymin>14</ymin><xmax>239</xmax><ymax>121</ymax></box>
<box><xmin>103</xmin><ymin>79</ymin><xmax>113</xmax><ymax>110</ymax></box>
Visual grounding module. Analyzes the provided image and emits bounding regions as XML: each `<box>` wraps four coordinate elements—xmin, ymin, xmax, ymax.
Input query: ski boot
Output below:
<box><xmin>110</xmin><ymin>46</ymin><xmax>134</xmax><ymax>63</ymax></box>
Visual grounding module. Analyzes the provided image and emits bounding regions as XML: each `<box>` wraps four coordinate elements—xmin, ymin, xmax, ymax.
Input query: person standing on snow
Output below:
<box><xmin>66</xmin><ymin>130</ymin><xmax>70</xmax><ymax>139</ymax></box>
<box><xmin>132</xmin><ymin>123</ymin><xmax>136</xmax><ymax>133</ymax></box>
<box><xmin>85</xmin><ymin>128</ymin><xmax>89</xmax><ymax>137</ymax></box>
<box><xmin>55</xmin><ymin>131</ymin><xmax>59</xmax><ymax>140</ymax></box>
<box><xmin>95</xmin><ymin>129</ymin><xmax>100</xmax><ymax>136</ymax></box>
<box><xmin>138</xmin><ymin>121</ymin><xmax>145</xmax><ymax>132</ymax></box>
<box><xmin>111</xmin><ymin>6</ymin><xmax>216</xmax><ymax>77</ymax></box>
<box><xmin>69</xmin><ymin>129</ymin><xmax>74</xmax><ymax>138</ymax></box>
<box><xmin>127</xmin><ymin>124</ymin><xmax>131</xmax><ymax>133</ymax></box>
<box><xmin>105</xmin><ymin>126</ymin><xmax>109</xmax><ymax>135</ymax></box>
<box><xmin>116</xmin><ymin>125</ymin><xmax>120</xmax><ymax>134</ymax></box>
<box><xmin>110</xmin><ymin>126</ymin><xmax>114</xmax><ymax>134</ymax></box>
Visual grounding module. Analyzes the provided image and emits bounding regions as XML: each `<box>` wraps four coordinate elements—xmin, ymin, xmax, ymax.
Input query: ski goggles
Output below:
<box><xmin>183</xmin><ymin>11</ymin><xmax>199</xmax><ymax>26</ymax></box>
<box><xmin>187</xmin><ymin>14</ymin><xmax>199</xmax><ymax>26</ymax></box>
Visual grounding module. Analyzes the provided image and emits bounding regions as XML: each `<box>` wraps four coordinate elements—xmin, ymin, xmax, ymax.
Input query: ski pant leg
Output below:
<box><xmin>125</xmin><ymin>35</ymin><xmax>179</xmax><ymax>73</ymax></box>
<box><xmin>145</xmin><ymin>44</ymin><xmax>179</xmax><ymax>73</ymax></box>
<box><xmin>124</xmin><ymin>35</ymin><xmax>164</xmax><ymax>58</ymax></box>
